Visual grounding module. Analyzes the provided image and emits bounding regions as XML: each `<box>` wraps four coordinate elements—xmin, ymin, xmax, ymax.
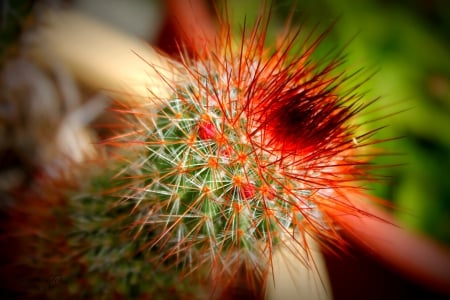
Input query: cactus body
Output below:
<box><xmin>102</xmin><ymin>16</ymin><xmax>375</xmax><ymax>294</ymax></box>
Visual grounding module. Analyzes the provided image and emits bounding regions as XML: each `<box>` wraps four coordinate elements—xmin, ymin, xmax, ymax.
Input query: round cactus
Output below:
<box><xmin>99</xmin><ymin>13</ymin><xmax>379</xmax><ymax>295</ymax></box>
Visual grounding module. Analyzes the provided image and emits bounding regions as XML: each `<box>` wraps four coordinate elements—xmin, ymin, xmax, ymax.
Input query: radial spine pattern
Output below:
<box><xmin>108</xmin><ymin>13</ymin><xmax>375</xmax><ymax>289</ymax></box>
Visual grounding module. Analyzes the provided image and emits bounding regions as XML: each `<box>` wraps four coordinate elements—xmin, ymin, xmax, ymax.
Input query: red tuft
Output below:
<box><xmin>241</xmin><ymin>182</ymin><xmax>256</xmax><ymax>200</ymax></box>
<box><xmin>198</xmin><ymin>119</ymin><xmax>217</xmax><ymax>140</ymax></box>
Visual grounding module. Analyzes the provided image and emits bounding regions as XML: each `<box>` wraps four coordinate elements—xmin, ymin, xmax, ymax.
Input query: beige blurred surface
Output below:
<box><xmin>24</xmin><ymin>8</ymin><xmax>179</xmax><ymax>104</ymax></box>
<box><xmin>266</xmin><ymin>235</ymin><xmax>332</xmax><ymax>300</ymax></box>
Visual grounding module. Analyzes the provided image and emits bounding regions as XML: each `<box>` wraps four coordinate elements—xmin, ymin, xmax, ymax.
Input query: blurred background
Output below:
<box><xmin>1</xmin><ymin>0</ymin><xmax>449</xmax><ymax>299</ymax></box>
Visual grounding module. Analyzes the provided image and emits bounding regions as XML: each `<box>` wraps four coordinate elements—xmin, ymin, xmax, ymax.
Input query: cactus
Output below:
<box><xmin>84</xmin><ymin>13</ymin><xmax>379</xmax><ymax>297</ymax></box>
